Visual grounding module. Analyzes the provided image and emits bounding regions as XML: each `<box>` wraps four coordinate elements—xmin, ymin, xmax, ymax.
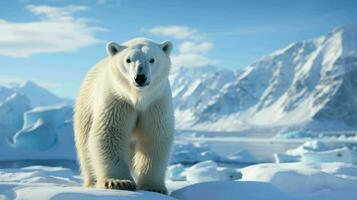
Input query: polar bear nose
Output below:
<box><xmin>134</xmin><ymin>74</ymin><xmax>147</xmax><ymax>86</ymax></box>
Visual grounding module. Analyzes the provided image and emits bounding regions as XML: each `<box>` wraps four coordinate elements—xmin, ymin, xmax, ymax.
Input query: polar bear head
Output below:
<box><xmin>106</xmin><ymin>38</ymin><xmax>172</xmax><ymax>92</ymax></box>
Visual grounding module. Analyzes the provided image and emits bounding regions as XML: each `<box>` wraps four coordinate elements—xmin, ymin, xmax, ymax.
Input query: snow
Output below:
<box><xmin>171</xmin><ymin>181</ymin><xmax>295</xmax><ymax>200</ymax></box>
<box><xmin>302</xmin><ymin>147</ymin><xmax>355</xmax><ymax>163</ymax></box>
<box><xmin>0</xmin><ymin>166</ymin><xmax>173</xmax><ymax>200</ymax></box>
<box><xmin>2</xmin><ymin>162</ymin><xmax>356</xmax><ymax>200</ymax></box>
<box><xmin>167</xmin><ymin>160</ymin><xmax>242</xmax><ymax>183</ymax></box>
<box><xmin>167</xmin><ymin>164</ymin><xmax>186</xmax><ymax>181</ymax></box>
<box><xmin>185</xmin><ymin>161</ymin><xmax>221</xmax><ymax>183</ymax></box>
<box><xmin>241</xmin><ymin>162</ymin><xmax>357</xmax><ymax>200</ymax></box>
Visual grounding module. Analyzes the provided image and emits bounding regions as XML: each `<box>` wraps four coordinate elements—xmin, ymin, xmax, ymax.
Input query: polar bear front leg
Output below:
<box><xmin>88</xmin><ymin>101</ymin><xmax>137</xmax><ymax>191</ymax></box>
<box><xmin>134</xmin><ymin>98</ymin><xmax>175</xmax><ymax>194</ymax></box>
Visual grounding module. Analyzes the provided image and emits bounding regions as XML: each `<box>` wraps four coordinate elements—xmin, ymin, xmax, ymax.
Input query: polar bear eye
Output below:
<box><xmin>126</xmin><ymin>58</ymin><xmax>131</xmax><ymax>64</ymax></box>
<box><xmin>149</xmin><ymin>58</ymin><xmax>155</xmax><ymax>63</ymax></box>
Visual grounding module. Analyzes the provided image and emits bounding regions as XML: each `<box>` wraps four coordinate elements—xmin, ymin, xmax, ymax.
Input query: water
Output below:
<box><xmin>177</xmin><ymin>130</ymin><xmax>357</xmax><ymax>162</ymax></box>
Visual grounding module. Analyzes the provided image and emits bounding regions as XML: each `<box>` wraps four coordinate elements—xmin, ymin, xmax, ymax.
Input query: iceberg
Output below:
<box><xmin>170</xmin><ymin>143</ymin><xmax>222</xmax><ymax>164</ymax></box>
<box><xmin>12</xmin><ymin>105</ymin><xmax>73</xmax><ymax>151</ymax></box>
<box><xmin>0</xmin><ymin>93</ymin><xmax>31</xmax><ymax>130</ymax></box>
<box><xmin>274</xmin><ymin>140</ymin><xmax>357</xmax><ymax>164</ymax></box>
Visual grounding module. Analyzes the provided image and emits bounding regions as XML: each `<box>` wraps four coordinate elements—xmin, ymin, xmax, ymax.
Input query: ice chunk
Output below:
<box><xmin>167</xmin><ymin>164</ymin><xmax>186</xmax><ymax>181</ymax></box>
<box><xmin>274</xmin><ymin>153</ymin><xmax>300</xmax><ymax>163</ymax></box>
<box><xmin>223</xmin><ymin>150</ymin><xmax>257</xmax><ymax>163</ymax></box>
<box><xmin>185</xmin><ymin>160</ymin><xmax>221</xmax><ymax>183</ymax></box>
<box><xmin>217</xmin><ymin>167</ymin><xmax>242</xmax><ymax>180</ymax></box>
<box><xmin>274</xmin><ymin>140</ymin><xmax>357</xmax><ymax>164</ymax></box>
<box><xmin>170</xmin><ymin>143</ymin><xmax>221</xmax><ymax>164</ymax></box>
<box><xmin>287</xmin><ymin>140</ymin><xmax>329</xmax><ymax>155</ymax></box>
<box><xmin>275</xmin><ymin>130</ymin><xmax>319</xmax><ymax>139</ymax></box>
<box><xmin>302</xmin><ymin>147</ymin><xmax>355</xmax><ymax>163</ymax></box>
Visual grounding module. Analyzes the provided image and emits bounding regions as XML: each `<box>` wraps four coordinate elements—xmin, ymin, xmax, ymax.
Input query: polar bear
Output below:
<box><xmin>74</xmin><ymin>38</ymin><xmax>174</xmax><ymax>194</ymax></box>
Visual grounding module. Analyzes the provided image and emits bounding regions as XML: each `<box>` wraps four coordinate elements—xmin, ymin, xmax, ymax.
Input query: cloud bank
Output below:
<box><xmin>147</xmin><ymin>25</ymin><xmax>217</xmax><ymax>68</ymax></box>
<box><xmin>0</xmin><ymin>5</ymin><xmax>103</xmax><ymax>57</ymax></box>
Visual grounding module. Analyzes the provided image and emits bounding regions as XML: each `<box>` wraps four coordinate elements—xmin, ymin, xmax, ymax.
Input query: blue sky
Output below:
<box><xmin>0</xmin><ymin>0</ymin><xmax>356</xmax><ymax>98</ymax></box>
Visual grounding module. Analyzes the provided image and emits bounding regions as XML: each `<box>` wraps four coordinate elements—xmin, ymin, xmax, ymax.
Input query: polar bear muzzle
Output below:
<box><xmin>134</xmin><ymin>74</ymin><xmax>148</xmax><ymax>87</ymax></box>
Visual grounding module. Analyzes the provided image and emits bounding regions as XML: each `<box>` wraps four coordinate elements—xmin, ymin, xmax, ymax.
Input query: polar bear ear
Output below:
<box><xmin>106</xmin><ymin>41</ymin><xmax>125</xmax><ymax>57</ymax></box>
<box><xmin>159</xmin><ymin>41</ymin><xmax>173</xmax><ymax>56</ymax></box>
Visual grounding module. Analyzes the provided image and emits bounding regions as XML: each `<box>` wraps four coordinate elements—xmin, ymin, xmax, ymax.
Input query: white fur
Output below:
<box><xmin>74</xmin><ymin>38</ymin><xmax>174</xmax><ymax>194</ymax></box>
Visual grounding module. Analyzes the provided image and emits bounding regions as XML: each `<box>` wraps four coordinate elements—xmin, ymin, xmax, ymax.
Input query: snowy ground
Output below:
<box><xmin>1</xmin><ymin>122</ymin><xmax>357</xmax><ymax>199</ymax></box>
<box><xmin>1</xmin><ymin>162</ymin><xmax>357</xmax><ymax>200</ymax></box>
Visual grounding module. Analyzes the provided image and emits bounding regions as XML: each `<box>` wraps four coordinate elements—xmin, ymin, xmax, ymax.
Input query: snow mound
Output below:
<box><xmin>171</xmin><ymin>181</ymin><xmax>295</xmax><ymax>200</ymax></box>
<box><xmin>241</xmin><ymin>162</ymin><xmax>357</xmax><ymax>200</ymax></box>
<box><xmin>167</xmin><ymin>164</ymin><xmax>186</xmax><ymax>181</ymax></box>
<box><xmin>185</xmin><ymin>161</ymin><xmax>221</xmax><ymax>183</ymax></box>
<box><xmin>167</xmin><ymin>161</ymin><xmax>242</xmax><ymax>183</ymax></box>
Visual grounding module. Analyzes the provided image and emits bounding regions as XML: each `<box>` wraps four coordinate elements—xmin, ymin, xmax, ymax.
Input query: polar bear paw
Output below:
<box><xmin>104</xmin><ymin>179</ymin><xmax>136</xmax><ymax>191</ymax></box>
<box><xmin>143</xmin><ymin>187</ymin><xmax>168</xmax><ymax>195</ymax></box>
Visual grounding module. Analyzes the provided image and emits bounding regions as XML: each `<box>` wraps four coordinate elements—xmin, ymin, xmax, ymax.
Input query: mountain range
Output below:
<box><xmin>170</xmin><ymin>23</ymin><xmax>357</xmax><ymax>131</ymax></box>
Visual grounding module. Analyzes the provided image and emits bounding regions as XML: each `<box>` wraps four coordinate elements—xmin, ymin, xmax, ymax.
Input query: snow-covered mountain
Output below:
<box><xmin>170</xmin><ymin>23</ymin><xmax>357</xmax><ymax>131</ymax></box>
<box><xmin>0</xmin><ymin>81</ymin><xmax>70</xmax><ymax>107</ymax></box>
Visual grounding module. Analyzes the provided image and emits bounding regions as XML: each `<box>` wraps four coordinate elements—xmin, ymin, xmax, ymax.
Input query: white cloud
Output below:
<box><xmin>171</xmin><ymin>54</ymin><xmax>218</xmax><ymax>68</ymax></box>
<box><xmin>148</xmin><ymin>25</ymin><xmax>204</xmax><ymax>41</ymax></box>
<box><xmin>147</xmin><ymin>25</ymin><xmax>218</xmax><ymax>68</ymax></box>
<box><xmin>0</xmin><ymin>4</ymin><xmax>104</xmax><ymax>57</ymax></box>
<box><xmin>96</xmin><ymin>0</ymin><xmax>122</xmax><ymax>5</ymax></box>
<box><xmin>179</xmin><ymin>41</ymin><xmax>213</xmax><ymax>54</ymax></box>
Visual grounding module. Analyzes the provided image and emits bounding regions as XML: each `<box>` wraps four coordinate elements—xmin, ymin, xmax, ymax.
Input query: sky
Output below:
<box><xmin>0</xmin><ymin>0</ymin><xmax>357</xmax><ymax>98</ymax></box>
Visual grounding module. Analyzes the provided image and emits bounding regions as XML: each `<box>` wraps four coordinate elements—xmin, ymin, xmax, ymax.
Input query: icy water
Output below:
<box><xmin>177</xmin><ymin>130</ymin><xmax>357</xmax><ymax>161</ymax></box>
